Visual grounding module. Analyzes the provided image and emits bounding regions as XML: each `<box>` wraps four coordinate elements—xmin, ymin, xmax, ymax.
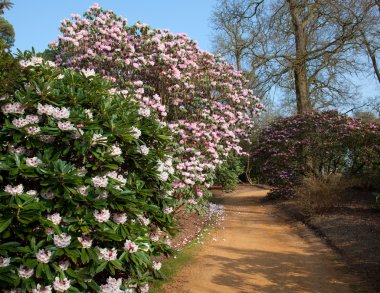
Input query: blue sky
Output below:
<box><xmin>3</xmin><ymin>0</ymin><xmax>379</xmax><ymax>104</ymax></box>
<box><xmin>4</xmin><ymin>0</ymin><xmax>217</xmax><ymax>53</ymax></box>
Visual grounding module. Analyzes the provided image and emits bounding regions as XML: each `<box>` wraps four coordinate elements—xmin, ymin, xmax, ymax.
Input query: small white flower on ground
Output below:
<box><xmin>53</xmin><ymin>233</ymin><xmax>71</xmax><ymax>248</ymax></box>
<box><xmin>92</xmin><ymin>176</ymin><xmax>108</xmax><ymax>188</ymax></box>
<box><xmin>47</xmin><ymin>213</ymin><xmax>62</xmax><ymax>225</ymax></box>
<box><xmin>78</xmin><ymin>236</ymin><xmax>92</xmax><ymax>248</ymax></box>
<box><xmin>124</xmin><ymin>240</ymin><xmax>138</xmax><ymax>253</ymax></box>
<box><xmin>97</xmin><ymin>247</ymin><xmax>117</xmax><ymax>261</ymax></box>
<box><xmin>53</xmin><ymin>277</ymin><xmax>71</xmax><ymax>292</ymax></box>
<box><xmin>139</xmin><ymin>145</ymin><xmax>149</xmax><ymax>155</ymax></box>
<box><xmin>18</xmin><ymin>266</ymin><xmax>34</xmax><ymax>279</ymax></box>
<box><xmin>152</xmin><ymin>261</ymin><xmax>162</xmax><ymax>270</ymax></box>
<box><xmin>4</xmin><ymin>184</ymin><xmax>24</xmax><ymax>196</ymax></box>
<box><xmin>36</xmin><ymin>249</ymin><xmax>52</xmax><ymax>263</ymax></box>
<box><xmin>0</xmin><ymin>256</ymin><xmax>11</xmax><ymax>267</ymax></box>
<box><xmin>113</xmin><ymin>213</ymin><xmax>127</xmax><ymax>224</ymax></box>
<box><xmin>26</xmin><ymin>157</ymin><xmax>42</xmax><ymax>167</ymax></box>
<box><xmin>130</xmin><ymin>126</ymin><xmax>141</xmax><ymax>139</ymax></box>
<box><xmin>94</xmin><ymin>209</ymin><xmax>111</xmax><ymax>223</ymax></box>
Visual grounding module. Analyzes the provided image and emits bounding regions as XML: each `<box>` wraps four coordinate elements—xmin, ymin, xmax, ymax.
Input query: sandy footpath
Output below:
<box><xmin>163</xmin><ymin>185</ymin><xmax>356</xmax><ymax>293</ymax></box>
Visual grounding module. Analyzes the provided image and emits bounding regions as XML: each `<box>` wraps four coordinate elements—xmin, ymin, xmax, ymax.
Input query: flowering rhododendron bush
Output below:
<box><xmin>0</xmin><ymin>51</ymin><xmax>176</xmax><ymax>292</ymax></box>
<box><xmin>51</xmin><ymin>3</ymin><xmax>263</xmax><ymax>205</ymax></box>
<box><xmin>253</xmin><ymin>111</ymin><xmax>380</xmax><ymax>197</ymax></box>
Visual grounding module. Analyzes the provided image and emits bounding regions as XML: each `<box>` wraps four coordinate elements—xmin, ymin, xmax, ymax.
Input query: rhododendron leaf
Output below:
<box><xmin>0</xmin><ymin>218</ymin><xmax>12</xmax><ymax>233</ymax></box>
<box><xmin>95</xmin><ymin>261</ymin><xmax>108</xmax><ymax>273</ymax></box>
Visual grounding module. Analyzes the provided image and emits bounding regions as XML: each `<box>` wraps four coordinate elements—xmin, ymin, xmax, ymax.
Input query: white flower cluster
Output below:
<box><xmin>26</xmin><ymin>157</ymin><xmax>42</xmax><ymax>167</ymax></box>
<box><xmin>36</xmin><ymin>249</ymin><xmax>52</xmax><ymax>264</ymax></box>
<box><xmin>100</xmin><ymin>277</ymin><xmax>123</xmax><ymax>293</ymax></box>
<box><xmin>0</xmin><ymin>256</ymin><xmax>11</xmax><ymax>267</ymax></box>
<box><xmin>152</xmin><ymin>261</ymin><xmax>162</xmax><ymax>270</ymax></box>
<box><xmin>97</xmin><ymin>247</ymin><xmax>117</xmax><ymax>261</ymax></box>
<box><xmin>76</xmin><ymin>186</ymin><xmax>88</xmax><ymax>196</ymax></box>
<box><xmin>138</xmin><ymin>107</ymin><xmax>151</xmax><ymax>117</ymax></box>
<box><xmin>26</xmin><ymin>126</ymin><xmax>41</xmax><ymax>135</ymax></box>
<box><xmin>84</xmin><ymin>109</ymin><xmax>94</xmax><ymax>121</ymax></box>
<box><xmin>124</xmin><ymin>239</ymin><xmax>138</xmax><ymax>253</ymax></box>
<box><xmin>94</xmin><ymin>209</ymin><xmax>111</xmax><ymax>223</ymax></box>
<box><xmin>81</xmin><ymin>68</ymin><xmax>96</xmax><ymax>77</ymax></box>
<box><xmin>1</xmin><ymin>102</ymin><xmax>25</xmax><ymax>114</ymax></box>
<box><xmin>19</xmin><ymin>57</ymin><xmax>56</xmax><ymax>68</ymax></box>
<box><xmin>57</xmin><ymin>121</ymin><xmax>76</xmax><ymax>131</ymax></box>
<box><xmin>4</xmin><ymin>184</ymin><xmax>24</xmax><ymax>196</ymax></box>
<box><xmin>12</xmin><ymin>115</ymin><xmax>39</xmax><ymax>128</ymax></box>
<box><xmin>37</xmin><ymin>103</ymin><xmax>70</xmax><ymax>120</ymax></box>
<box><xmin>18</xmin><ymin>265</ymin><xmax>34</xmax><ymax>279</ymax></box>
<box><xmin>47</xmin><ymin>213</ymin><xmax>62</xmax><ymax>225</ymax></box>
<box><xmin>53</xmin><ymin>233</ymin><xmax>71</xmax><ymax>248</ymax></box>
<box><xmin>109</xmin><ymin>145</ymin><xmax>122</xmax><ymax>156</ymax></box>
<box><xmin>156</xmin><ymin>157</ymin><xmax>174</xmax><ymax>182</ymax></box>
<box><xmin>92</xmin><ymin>176</ymin><xmax>109</xmax><ymax>188</ymax></box>
<box><xmin>91</xmin><ymin>133</ymin><xmax>107</xmax><ymax>145</ymax></box>
<box><xmin>78</xmin><ymin>236</ymin><xmax>93</xmax><ymax>248</ymax></box>
<box><xmin>139</xmin><ymin>145</ymin><xmax>149</xmax><ymax>155</ymax></box>
<box><xmin>130</xmin><ymin>126</ymin><xmax>141</xmax><ymax>139</ymax></box>
<box><xmin>32</xmin><ymin>284</ymin><xmax>52</xmax><ymax>293</ymax></box>
<box><xmin>163</xmin><ymin>207</ymin><xmax>173</xmax><ymax>214</ymax></box>
<box><xmin>138</xmin><ymin>215</ymin><xmax>150</xmax><ymax>226</ymax></box>
<box><xmin>53</xmin><ymin>277</ymin><xmax>71</xmax><ymax>292</ymax></box>
<box><xmin>113</xmin><ymin>213</ymin><xmax>127</xmax><ymax>224</ymax></box>
<box><xmin>106</xmin><ymin>171</ymin><xmax>127</xmax><ymax>186</ymax></box>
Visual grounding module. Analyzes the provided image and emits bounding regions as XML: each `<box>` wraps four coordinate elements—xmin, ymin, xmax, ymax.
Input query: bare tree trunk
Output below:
<box><xmin>287</xmin><ymin>0</ymin><xmax>312</xmax><ymax>113</ymax></box>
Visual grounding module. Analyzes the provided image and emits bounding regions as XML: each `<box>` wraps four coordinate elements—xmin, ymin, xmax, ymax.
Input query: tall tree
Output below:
<box><xmin>0</xmin><ymin>0</ymin><xmax>14</xmax><ymax>48</ymax></box>
<box><xmin>211</xmin><ymin>0</ymin><xmax>367</xmax><ymax>113</ymax></box>
<box><xmin>0</xmin><ymin>0</ymin><xmax>13</xmax><ymax>15</ymax></box>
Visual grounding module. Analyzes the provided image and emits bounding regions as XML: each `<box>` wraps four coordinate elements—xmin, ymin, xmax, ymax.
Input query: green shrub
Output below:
<box><xmin>213</xmin><ymin>155</ymin><xmax>244</xmax><ymax>192</ymax></box>
<box><xmin>0</xmin><ymin>53</ymin><xmax>176</xmax><ymax>292</ymax></box>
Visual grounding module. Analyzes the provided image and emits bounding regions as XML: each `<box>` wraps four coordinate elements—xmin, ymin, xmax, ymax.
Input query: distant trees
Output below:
<box><xmin>211</xmin><ymin>0</ymin><xmax>377</xmax><ymax>114</ymax></box>
<box><xmin>0</xmin><ymin>0</ymin><xmax>14</xmax><ymax>48</ymax></box>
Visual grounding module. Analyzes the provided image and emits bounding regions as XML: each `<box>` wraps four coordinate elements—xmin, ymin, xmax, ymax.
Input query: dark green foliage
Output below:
<box><xmin>214</xmin><ymin>155</ymin><xmax>244</xmax><ymax>192</ymax></box>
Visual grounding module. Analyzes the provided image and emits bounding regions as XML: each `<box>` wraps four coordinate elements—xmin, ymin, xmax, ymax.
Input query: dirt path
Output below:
<box><xmin>163</xmin><ymin>185</ymin><xmax>356</xmax><ymax>293</ymax></box>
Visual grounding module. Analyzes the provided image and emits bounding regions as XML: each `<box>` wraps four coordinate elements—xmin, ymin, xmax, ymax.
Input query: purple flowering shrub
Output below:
<box><xmin>50</xmin><ymin>4</ymin><xmax>264</xmax><ymax>206</ymax></box>
<box><xmin>253</xmin><ymin>111</ymin><xmax>380</xmax><ymax>197</ymax></box>
<box><xmin>0</xmin><ymin>52</ymin><xmax>176</xmax><ymax>292</ymax></box>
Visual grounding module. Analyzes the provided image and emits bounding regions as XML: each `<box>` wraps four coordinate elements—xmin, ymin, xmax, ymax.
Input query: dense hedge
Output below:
<box><xmin>253</xmin><ymin>111</ymin><xmax>380</xmax><ymax>197</ymax></box>
<box><xmin>0</xmin><ymin>51</ymin><xmax>175</xmax><ymax>292</ymax></box>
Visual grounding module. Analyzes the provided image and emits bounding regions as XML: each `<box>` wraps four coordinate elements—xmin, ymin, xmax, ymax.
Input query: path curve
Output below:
<box><xmin>163</xmin><ymin>185</ymin><xmax>355</xmax><ymax>293</ymax></box>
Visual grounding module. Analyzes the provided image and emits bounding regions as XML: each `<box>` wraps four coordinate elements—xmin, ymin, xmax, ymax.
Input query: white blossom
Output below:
<box><xmin>26</xmin><ymin>157</ymin><xmax>42</xmax><ymax>167</ymax></box>
<box><xmin>53</xmin><ymin>233</ymin><xmax>71</xmax><ymax>248</ymax></box>
<box><xmin>139</xmin><ymin>145</ymin><xmax>149</xmax><ymax>155</ymax></box>
<box><xmin>32</xmin><ymin>284</ymin><xmax>52</xmax><ymax>293</ymax></box>
<box><xmin>1</xmin><ymin>102</ymin><xmax>25</xmax><ymax>114</ymax></box>
<box><xmin>78</xmin><ymin>236</ymin><xmax>92</xmax><ymax>248</ymax></box>
<box><xmin>4</xmin><ymin>184</ymin><xmax>24</xmax><ymax>196</ymax></box>
<box><xmin>99</xmin><ymin>277</ymin><xmax>123</xmax><ymax>293</ymax></box>
<box><xmin>124</xmin><ymin>240</ymin><xmax>138</xmax><ymax>253</ymax></box>
<box><xmin>138</xmin><ymin>107</ymin><xmax>151</xmax><ymax>117</ymax></box>
<box><xmin>26</xmin><ymin>126</ymin><xmax>41</xmax><ymax>135</ymax></box>
<box><xmin>47</xmin><ymin>213</ymin><xmax>62</xmax><ymax>225</ymax></box>
<box><xmin>112</xmin><ymin>213</ymin><xmax>127</xmax><ymax>224</ymax></box>
<box><xmin>81</xmin><ymin>68</ymin><xmax>96</xmax><ymax>77</ymax></box>
<box><xmin>109</xmin><ymin>145</ymin><xmax>122</xmax><ymax>156</ymax></box>
<box><xmin>76</xmin><ymin>186</ymin><xmax>88</xmax><ymax>196</ymax></box>
<box><xmin>53</xmin><ymin>277</ymin><xmax>71</xmax><ymax>292</ymax></box>
<box><xmin>58</xmin><ymin>260</ymin><xmax>69</xmax><ymax>271</ymax></box>
<box><xmin>18</xmin><ymin>266</ymin><xmax>34</xmax><ymax>279</ymax></box>
<box><xmin>130</xmin><ymin>127</ymin><xmax>141</xmax><ymax>139</ymax></box>
<box><xmin>57</xmin><ymin>121</ymin><xmax>76</xmax><ymax>131</ymax></box>
<box><xmin>0</xmin><ymin>256</ymin><xmax>11</xmax><ymax>267</ymax></box>
<box><xmin>97</xmin><ymin>247</ymin><xmax>117</xmax><ymax>261</ymax></box>
<box><xmin>94</xmin><ymin>209</ymin><xmax>110</xmax><ymax>223</ymax></box>
<box><xmin>36</xmin><ymin>249</ymin><xmax>52</xmax><ymax>263</ymax></box>
<box><xmin>91</xmin><ymin>133</ymin><xmax>107</xmax><ymax>145</ymax></box>
<box><xmin>92</xmin><ymin>176</ymin><xmax>108</xmax><ymax>188</ymax></box>
<box><xmin>152</xmin><ymin>261</ymin><xmax>162</xmax><ymax>270</ymax></box>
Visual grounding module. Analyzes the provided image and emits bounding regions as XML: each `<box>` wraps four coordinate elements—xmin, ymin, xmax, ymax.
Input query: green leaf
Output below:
<box><xmin>0</xmin><ymin>218</ymin><xmax>12</xmax><ymax>233</ymax></box>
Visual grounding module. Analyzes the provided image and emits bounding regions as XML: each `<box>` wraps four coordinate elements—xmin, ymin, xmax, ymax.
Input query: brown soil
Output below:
<box><xmin>275</xmin><ymin>188</ymin><xmax>380</xmax><ymax>293</ymax></box>
<box><xmin>163</xmin><ymin>185</ymin><xmax>357</xmax><ymax>293</ymax></box>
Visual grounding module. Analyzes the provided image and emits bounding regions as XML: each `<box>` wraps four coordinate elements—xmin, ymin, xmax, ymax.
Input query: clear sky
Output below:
<box><xmin>4</xmin><ymin>0</ymin><xmax>217</xmax><ymax>53</ymax></box>
<box><xmin>2</xmin><ymin>0</ymin><xmax>379</xmax><ymax>105</ymax></box>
